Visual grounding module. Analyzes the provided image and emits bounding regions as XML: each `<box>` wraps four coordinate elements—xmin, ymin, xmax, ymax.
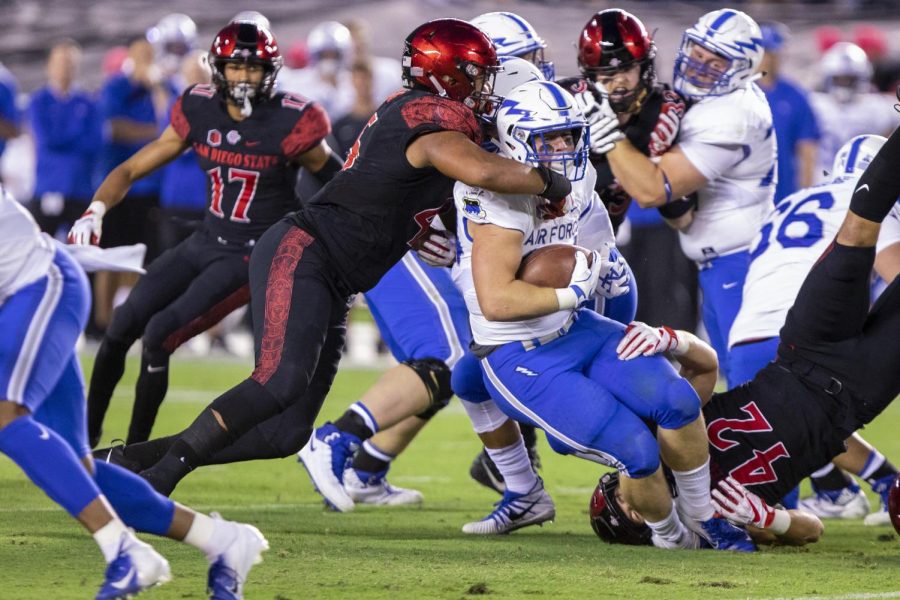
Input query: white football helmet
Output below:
<box><xmin>830</xmin><ymin>134</ymin><xmax>886</xmax><ymax>179</ymax></box>
<box><xmin>307</xmin><ymin>21</ymin><xmax>353</xmax><ymax>64</ymax></box>
<box><xmin>232</xmin><ymin>11</ymin><xmax>271</xmax><ymax>29</ymax></box>
<box><xmin>495</xmin><ymin>81</ymin><xmax>589</xmax><ymax>181</ymax></box>
<box><xmin>470</xmin><ymin>12</ymin><xmax>554</xmax><ymax>80</ymax></box>
<box><xmin>821</xmin><ymin>42</ymin><xmax>874</xmax><ymax>104</ymax></box>
<box><xmin>673</xmin><ymin>9</ymin><xmax>764</xmax><ymax>99</ymax></box>
<box><xmin>146</xmin><ymin>13</ymin><xmax>197</xmax><ymax>75</ymax></box>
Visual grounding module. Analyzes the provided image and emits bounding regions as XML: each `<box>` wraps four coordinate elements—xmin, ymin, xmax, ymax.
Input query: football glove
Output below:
<box><xmin>68</xmin><ymin>201</ymin><xmax>107</xmax><ymax>246</ymax></box>
<box><xmin>712</xmin><ymin>477</ymin><xmax>790</xmax><ymax>534</ymax></box>
<box><xmin>416</xmin><ymin>230</ymin><xmax>456</xmax><ymax>268</ymax></box>
<box><xmin>616</xmin><ymin>321</ymin><xmax>684</xmax><ymax>361</ymax></box>
<box><xmin>536</xmin><ymin>166</ymin><xmax>572</xmax><ymax>201</ymax></box>
<box><xmin>586</xmin><ymin>100</ymin><xmax>625</xmax><ymax>155</ymax></box>
<box><xmin>594</xmin><ymin>243</ymin><xmax>630</xmax><ymax>299</ymax></box>
<box><xmin>555</xmin><ymin>249</ymin><xmax>602</xmax><ymax>310</ymax></box>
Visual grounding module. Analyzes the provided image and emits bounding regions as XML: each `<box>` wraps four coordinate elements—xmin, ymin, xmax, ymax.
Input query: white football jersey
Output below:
<box><xmin>730</xmin><ymin>175</ymin><xmax>874</xmax><ymax>346</ymax></box>
<box><xmin>877</xmin><ymin>202</ymin><xmax>900</xmax><ymax>254</ymax></box>
<box><xmin>810</xmin><ymin>92</ymin><xmax>899</xmax><ymax>183</ymax></box>
<box><xmin>0</xmin><ymin>186</ymin><xmax>54</xmax><ymax>302</ymax></box>
<box><xmin>452</xmin><ymin>165</ymin><xmax>613</xmax><ymax>346</ymax></box>
<box><xmin>676</xmin><ymin>83</ymin><xmax>776</xmax><ymax>262</ymax></box>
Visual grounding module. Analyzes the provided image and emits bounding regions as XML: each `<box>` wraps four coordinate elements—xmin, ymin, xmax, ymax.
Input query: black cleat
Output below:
<box><xmin>469</xmin><ymin>449</ymin><xmax>506</xmax><ymax>495</ymax></box>
<box><xmin>93</xmin><ymin>440</ymin><xmax>142</xmax><ymax>473</ymax></box>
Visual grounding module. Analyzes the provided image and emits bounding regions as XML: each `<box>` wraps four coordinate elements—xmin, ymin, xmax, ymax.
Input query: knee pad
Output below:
<box><xmin>403</xmin><ymin>358</ymin><xmax>452</xmax><ymax>420</ymax></box>
<box><xmin>460</xmin><ymin>399</ymin><xmax>508</xmax><ymax>434</ymax></box>
<box><xmin>656</xmin><ymin>378</ymin><xmax>701</xmax><ymax>431</ymax></box>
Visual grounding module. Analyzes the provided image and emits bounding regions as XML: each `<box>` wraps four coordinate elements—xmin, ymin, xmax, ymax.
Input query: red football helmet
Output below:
<box><xmin>402</xmin><ymin>18</ymin><xmax>501</xmax><ymax>114</ymax></box>
<box><xmin>589</xmin><ymin>472</ymin><xmax>653</xmax><ymax>546</ymax></box>
<box><xmin>888</xmin><ymin>473</ymin><xmax>900</xmax><ymax>535</ymax></box>
<box><xmin>209</xmin><ymin>21</ymin><xmax>283</xmax><ymax>112</ymax></box>
<box><xmin>577</xmin><ymin>9</ymin><xmax>656</xmax><ymax>113</ymax></box>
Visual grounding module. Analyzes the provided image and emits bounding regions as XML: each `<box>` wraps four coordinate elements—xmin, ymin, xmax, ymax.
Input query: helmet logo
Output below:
<box><xmin>207</xmin><ymin>130</ymin><xmax>222</xmax><ymax>147</ymax></box>
<box><xmin>609</xmin><ymin>57</ymin><xmax>621</xmax><ymax>68</ymax></box>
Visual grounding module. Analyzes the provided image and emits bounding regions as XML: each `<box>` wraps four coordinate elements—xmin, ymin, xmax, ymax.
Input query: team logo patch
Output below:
<box><xmin>463</xmin><ymin>197</ymin><xmax>486</xmax><ymax>219</ymax></box>
<box><xmin>207</xmin><ymin>130</ymin><xmax>222</xmax><ymax>147</ymax></box>
<box><xmin>226</xmin><ymin>130</ymin><xmax>241</xmax><ymax>145</ymax></box>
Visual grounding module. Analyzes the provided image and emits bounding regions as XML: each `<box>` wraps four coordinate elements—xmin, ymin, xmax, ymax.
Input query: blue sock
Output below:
<box><xmin>94</xmin><ymin>461</ymin><xmax>175</xmax><ymax>536</ymax></box>
<box><xmin>0</xmin><ymin>415</ymin><xmax>100</xmax><ymax>517</ymax></box>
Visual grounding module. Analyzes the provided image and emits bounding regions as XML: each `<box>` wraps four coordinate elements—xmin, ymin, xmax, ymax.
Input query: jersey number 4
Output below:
<box><xmin>749</xmin><ymin>192</ymin><xmax>835</xmax><ymax>262</ymax></box>
<box><xmin>707</xmin><ymin>401</ymin><xmax>790</xmax><ymax>485</ymax></box>
<box><xmin>208</xmin><ymin>167</ymin><xmax>260</xmax><ymax>223</ymax></box>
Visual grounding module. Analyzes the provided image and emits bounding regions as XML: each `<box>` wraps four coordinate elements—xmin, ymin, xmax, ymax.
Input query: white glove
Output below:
<box><xmin>594</xmin><ymin>243</ymin><xmax>630</xmax><ymax>299</ymax></box>
<box><xmin>555</xmin><ymin>249</ymin><xmax>602</xmax><ymax>310</ymax></box>
<box><xmin>711</xmin><ymin>477</ymin><xmax>790</xmax><ymax>534</ymax></box>
<box><xmin>586</xmin><ymin>100</ymin><xmax>625</xmax><ymax>155</ymax></box>
<box><xmin>67</xmin><ymin>201</ymin><xmax>107</xmax><ymax>246</ymax></box>
<box><xmin>616</xmin><ymin>321</ymin><xmax>683</xmax><ymax>361</ymax></box>
<box><xmin>416</xmin><ymin>230</ymin><xmax>456</xmax><ymax>267</ymax></box>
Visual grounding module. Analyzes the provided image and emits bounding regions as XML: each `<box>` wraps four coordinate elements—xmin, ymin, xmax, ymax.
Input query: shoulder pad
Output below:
<box><xmin>400</xmin><ymin>95</ymin><xmax>482</xmax><ymax>144</ymax></box>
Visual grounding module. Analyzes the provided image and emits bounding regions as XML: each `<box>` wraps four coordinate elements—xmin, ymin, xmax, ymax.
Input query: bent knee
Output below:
<box><xmin>656</xmin><ymin>378</ymin><xmax>701</xmax><ymax>430</ymax></box>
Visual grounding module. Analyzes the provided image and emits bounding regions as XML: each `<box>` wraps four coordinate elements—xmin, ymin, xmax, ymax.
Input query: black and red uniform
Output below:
<box><xmin>87</xmin><ymin>83</ymin><xmax>330</xmax><ymax>446</ymax></box>
<box><xmin>704</xmin><ymin>243</ymin><xmax>900</xmax><ymax>504</ymax></box>
<box><xmin>166</xmin><ymin>89</ymin><xmax>482</xmax><ymax>465</ymax></box>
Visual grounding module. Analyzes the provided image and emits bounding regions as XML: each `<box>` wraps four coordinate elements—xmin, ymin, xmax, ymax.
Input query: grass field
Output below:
<box><xmin>1</xmin><ymin>354</ymin><xmax>899</xmax><ymax>599</ymax></box>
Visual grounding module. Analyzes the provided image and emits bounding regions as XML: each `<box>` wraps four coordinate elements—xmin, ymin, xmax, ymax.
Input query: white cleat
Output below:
<box><xmin>864</xmin><ymin>506</ymin><xmax>892</xmax><ymax>526</ymax></box>
<box><xmin>344</xmin><ymin>469</ymin><xmax>424</xmax><ymax>506</ymax></box>
<box><xmin>651</xmin><ymin>528</ymin><xmax>704</xmax><ymax>550</ymax></box>
<box><xmin>297</xmin><ymin>424</ymin><xmax>358</xmax><ymax>513</ymax></box>
<box><xmin>206</xmin><ymin>515</ymin><xmax>270</xmax><ymax>600</ymax></box>
<box><xmin>462</xmin><ymin>479</ymin><xmax>555</xmax><ymax>535</ymax></box>
<box><xmin>96</xmin><ymin>533</ymin><xmax>172</xmax><ymax>600</ymax></box>
<box><xmin>799</xmin><ymin>487</ymin><xmax>871</xmax><ymax>519</ymax></box>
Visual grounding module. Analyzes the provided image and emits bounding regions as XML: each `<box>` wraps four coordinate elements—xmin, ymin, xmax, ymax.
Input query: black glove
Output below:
<box><xmin>536</xmin><ymin>166</ymin><xmax>571</xmax><ymax>201</ymax></box>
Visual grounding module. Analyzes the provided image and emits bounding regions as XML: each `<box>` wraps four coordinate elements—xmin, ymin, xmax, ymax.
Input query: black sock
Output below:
<box><xmin>811</xmin><ymin>466</ymin><xmax>855</xmax><ymax>491</ymax></box>
<box><xmin>87</xmin><ymin>336</ymin><xmax>132</xmax><ymax>447</ymax></box>
<box><xmin>850</xmin><ymin>127</ymin><xmax>900</xmax><ymax>223</ymax></box>
<box><xmin>866</xmin><ymin>459</ymin><xmax>897</xmax><ymax>486</ymax></box>
<box><xmin>334</xmin><ymin>410</ymin><xmax>375</xmax><ymax>441</ymax></box>
<box><xmin>351</xmin><ymin>442</ymin><xmax>392</xmax><ymax>473</ymax></box>
<box><xmin>127</xmin><ymin>348</ymin><xmax>170</xmax><ymax>444</ymax></box>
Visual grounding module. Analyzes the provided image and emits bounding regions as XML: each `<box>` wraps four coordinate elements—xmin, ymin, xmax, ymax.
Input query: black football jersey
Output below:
<box><xmin>291</xmin><ymin>89</ymin><xmax>482</xmax><ymax>292</ymax></box>
<box><xmin>171</xmin><ymin>84</ymin><xmax>330</xmax><ymax>244</ymax></box>
<box><xmin>703</xmin><ymin>363</ymin><xmax>851</xmax><ymax>504</ymax></box>
<box><xmin>556</xmin><ymin>79</ymin><xmax>687</xmax><ymax>229</ymax></box>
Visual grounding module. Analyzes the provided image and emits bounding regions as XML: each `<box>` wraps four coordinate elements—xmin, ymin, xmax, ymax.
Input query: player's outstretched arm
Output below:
<box><xmin>409</xmin><ymin>130</ymin><xmax>570</xmax><ymax>200</ymax></box>
<box><xmin>606</xmin><ymin>140</ymin><xmax>707</xmax><ymax>209</ymax></box>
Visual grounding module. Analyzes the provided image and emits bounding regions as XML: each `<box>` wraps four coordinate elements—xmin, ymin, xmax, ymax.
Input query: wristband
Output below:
<box><xmin>768</xmin><ymin>509</ymin><xmax>791</xmax><ymax>535</ymax></box>
<box><xmin>555</xmin><ymin>287</ymin><xmax>578</xmax><ymax>310</ymax></box>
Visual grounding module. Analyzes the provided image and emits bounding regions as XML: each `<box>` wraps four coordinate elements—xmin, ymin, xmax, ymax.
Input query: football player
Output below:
<box><xmin>590</xmin><ymin>9</ymin><xmax>775</xmax><ymax>387</ymax></box>
<box><xmin>0</xmin><ymin>186</ymin><xmax>267</xmax><ymax>598</ymax></box>
<box><xmin>592</xmin><ymin>125</ymin><xmax>900</xmax><ymax>545</ymax></box>
<box><xmin>729</xmin><ymin>134</ymin><xmax>899</xmax><ymax>524</ymax></box>
<box><xmin>75</xmin><ymin>22</ymin><xmax>340</xmax><ymax>448</ymax></box>
<box><xmin>469</xmin><ymin>11</ymin><xmax>554</xmax><ymax>80</ymax></box>
<box><xmin>454</xmin><ymin>79</ymin><xmax>753</xmax><ymax>551</ymax></box>
<box><xmin>122</xmin><ymin>19</ymin><xmax>572</xmax><ymax>497</ymax></box>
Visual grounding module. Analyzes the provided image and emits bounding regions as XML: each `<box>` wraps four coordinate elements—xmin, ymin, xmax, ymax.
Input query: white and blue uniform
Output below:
<box><xmin>452</xmin><ymin>166</ymin><xmax>696</xmax><ymax>477</ymax></box>
<box><xmin>676</xmin><ymin>82</ymin><xmax>775</xmax><ymax>386</ymax></box>
<box><xmin>0</xmin><ymin>188</ymin><xmax>91</xmax><ymax>456</ymax></box>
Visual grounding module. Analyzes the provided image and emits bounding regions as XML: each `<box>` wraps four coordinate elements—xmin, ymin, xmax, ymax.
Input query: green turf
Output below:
<box><xmin>1</xmin><ymin>355</ymin><xmax>898</xmax><ymax>599</ymax></box>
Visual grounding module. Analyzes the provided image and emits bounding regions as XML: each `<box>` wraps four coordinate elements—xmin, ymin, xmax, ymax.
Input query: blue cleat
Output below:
<box><xmin>462</xmin><ymin>478</ymin><xmax>555</xmax><ymax>535</ymax></box>
<box><xmin>697</xmin><ymin>516</ymin><xmax>757</xmax><ymax>552</ymax></box>
<box><xmin>96</xmin><ymin>533</ymin><xmax>171</xmax><ymax>599</ymax></box>
<box><xmin>297</xmin><ymin>423</ymin><xmax>361</xmax><ymax>512</ymax></box>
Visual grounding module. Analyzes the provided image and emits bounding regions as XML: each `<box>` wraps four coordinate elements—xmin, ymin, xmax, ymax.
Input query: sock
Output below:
<box><xmin>671</xmin><ymin>459</ymin><xmax>715</xmax><ymax>522</ymax></box>
<box><xmin>645</xmin><ymin>502</ymin><xmax>689</xmax><ymax>545</ymax></box>
<box><xmin>87</xmin><ymin>336</ymin><xmax>132</xmax><ymax>446</ymax></box>
<box><xmin>811</xmin><ymin>463</ymin><xmax>856</xmax><ymax>492</ymax></box>
<box><xmin>861</xmin><ymin>450</ymin><xmax>896</xmax><ymax>484</ymax></box>
<box><xmin>352</xmin><ymin>440</ymin><xmax>393</xmax><ymax>473</ymax></box>
<box><xmin>183</xmin><ymin>512</ymin><xmax>236</xmax><ymax>562</ymax></box>
<box><xmin>334</xmin><ymin>402</ymin><xmax>378</xmax><ymax>441</ymax></box>
<box><xmin>849</xmin><ymin>127</ymin><xmax>900</xmax><ymax>223</ymax></box>
<box><xmin>94</xmin><ymin>461</ymin><xmax>175</xmax><ymax>536</ymax></box>
<box><xmin>520</xmin><ymin>423</ymin><xmax>537</xmax><ymax>449</ymax></box>
<box><xmin>93</xmin><ymin>517</ymin><xmax>131</xmax><ymax>563</ymax></box>
<box><xmin>122</xmin><ymin>435</ymin><xmax>180</xmax><ymax>471</ymax></box>
<box><xmin>127</xmin><ymin>348</ymin><xmax>171</xmax><ymax>444</ymax></box>
<box><xmin>0</xmin><ymin>416</ymin><xmax>101</xmax><ymax>517</ymax></box>
<box><xmin>485</xmin><ymin>438</ymin><xmax>537</xmax><ymax>495</ymax></box>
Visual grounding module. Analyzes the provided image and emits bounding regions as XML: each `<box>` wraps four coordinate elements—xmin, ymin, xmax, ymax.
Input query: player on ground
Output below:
<box><xmin>122</xmin><ymin>19</ymin><xmax>572</xmax><ymax>497</ymax></box>
<box><xmin>1</xmin><ymin>186</ymin><xmax>267</xmax><ymax>599</ymax></box>
<box><xmin>456</xmin><ymin>79</ymin><xmax>753</xmax><ymax>550</ymax></box>
<box><xmin>590</xmin><ymin>126</ymin><xmax>900</xmax><ymax>544</ymax></box>
<box><xmin>590</xmin><ymin>9</ymin><xmax>775</xmax><ymax>386</ymax></box>
<box><xmin>74</xmin><ymin>21</ymin><xmax>340</xmax><ymax>447</ymax></box>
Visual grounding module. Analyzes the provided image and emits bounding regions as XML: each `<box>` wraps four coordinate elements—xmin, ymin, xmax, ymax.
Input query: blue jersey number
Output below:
<box><xmin>749</xmin><ymin>192</ymin><xmax>835</xmax><ymax>261</ymax></box>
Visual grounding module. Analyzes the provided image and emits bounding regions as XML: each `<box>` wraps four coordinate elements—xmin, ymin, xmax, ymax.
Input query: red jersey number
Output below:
<box><xmin>707</xmin><ymin>401</ymin><xmax>791</xmax><ymax>486</ymax></box>
<box><xmin>343</xmin><ymin>113</ymin><xmax>378</xmax><ymax>170</ymax></box>
<box><xmin>207</xmin><ymin>167</ymin><xmax>260</xmax><ymax>223</ymax></box>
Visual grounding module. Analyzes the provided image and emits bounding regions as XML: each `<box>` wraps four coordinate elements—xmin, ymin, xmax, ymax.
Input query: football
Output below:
<box><xmin>515</xmin><ymin>244</ymin><xmax>593</xmax><ymax>288</ymax></box>
<box><xmin>888</xmin><ymin>472</ymin><xmax>900</xmax><ymax>534</ymax></box>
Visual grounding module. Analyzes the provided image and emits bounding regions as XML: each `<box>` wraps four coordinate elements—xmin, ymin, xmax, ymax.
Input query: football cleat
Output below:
<box><xmin>692</xmin><ymin>516</ymin><xmax>756</xmax><ymax>552</ymax></box>
<box><xmin>799</xmin><ymin>485</ymin><xmax>871</xmax><ymax>519</ymax></box>
<box><xmin>864</xmin><ymin>473</ymin><xmax>896</xmax><ymax>526</ymax></box>
<box><xmin>469</xmin><ymin>449</ymin><xmax>505</xmax><ymax>495</ymax></box>
<box><xmin>462</xmin><ymin>478</ymin><xmax>555</xmax><ymax>535</ymax></box>
<box><xmin>297</xmin><ymin>423</ymin><xmax>360</xmax><ymax>512</ymax></box>
<box><xmin>651</xmin><ymin>528</ymin><xmax>705</xmax><ymax>550</ymax></box>
<box><xmin>207</xmin><ymin>515</ymin><xmax>269</xmax><ymax>600</ymax></box>
<box><xmin>93</xmin><ymin>440</ymin><xmax>142</xmax><ymax>474</ymax></box>
<box><xmin>343</xmin><ymin>468</ymin><xmax>424</xmax><ymax>506</ymax></box>
<box><xmin>96</xmin><ymin>533</ymin><xmax>171</xmax><ymax>600</ymax></box>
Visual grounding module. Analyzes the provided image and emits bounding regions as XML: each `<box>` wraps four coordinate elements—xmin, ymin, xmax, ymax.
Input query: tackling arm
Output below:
<box><xmin>605</xmin><ymin>140</ymin><xmax>708</xmax><ymax>208</ymax></box>
<box><xmin>748</xmin><ymin>509</ymin><xmax>824</xmax><ymax>546</ymax></box>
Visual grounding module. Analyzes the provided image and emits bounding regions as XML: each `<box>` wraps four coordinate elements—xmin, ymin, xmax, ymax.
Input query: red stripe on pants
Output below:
<box><xmin>161</xmin><ymin>284</ymin><xmax>251</xmax><ymax>354</ymax></box>
<box><xmin>252</xmin><ymin>227</ymin><xmax>315</xmax><ymax>385</ymax></box>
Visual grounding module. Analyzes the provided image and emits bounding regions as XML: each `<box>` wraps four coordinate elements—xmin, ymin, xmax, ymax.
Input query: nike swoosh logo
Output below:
<box><xmin>507</xmin><ymin>498</ymin><xmax>540</xmax><ymax>521</ymax></box>
<box><xmin>855</xmin><ymin>184</ymin><xmax>870</xmax><ymax>194</ymax></box>
<box><xmin>111</xmin><ymin>565</ymin><xmax>137</xmax><ymax>590</ymax></box>
<box><xmin>246</xmin><ymin>141</ymin><xmax>261</xmax><ymax>147</ymax></box>
<box><xmin>36</xmin><ymin>423</ymin><xmax>50</xmax><ymax>441</ymax></box>
<box><xmin>722</xmin><ymin>282</ymin><xmax>739</xmax><ymax>290</ymax></box>
<box><xmin>147</xmin><ymin>365</ymin><xmax>167</xmax><ymax>373</ymax></box>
